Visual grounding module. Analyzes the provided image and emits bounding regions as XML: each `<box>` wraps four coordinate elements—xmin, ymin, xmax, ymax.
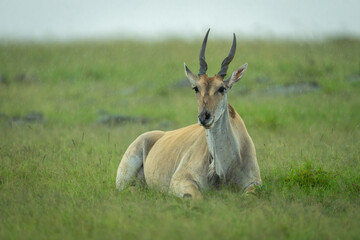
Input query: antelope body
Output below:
<box><xmin>116</xmin><ymin>29</ymin><xmax>261</xmax><ymax>199</ymax></box>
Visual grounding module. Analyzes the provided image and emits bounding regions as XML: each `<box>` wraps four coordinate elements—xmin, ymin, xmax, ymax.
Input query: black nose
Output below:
<box><xmin>198</xmin><ymin>110</ymin><xmax>212</xmax><ymax>125</ymax></box>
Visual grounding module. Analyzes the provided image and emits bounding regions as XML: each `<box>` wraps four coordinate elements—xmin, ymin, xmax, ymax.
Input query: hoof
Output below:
<box><xmin>183</xmin><ymin>193</ymin><xmax>192</xmax><ymax>198</ymax></box>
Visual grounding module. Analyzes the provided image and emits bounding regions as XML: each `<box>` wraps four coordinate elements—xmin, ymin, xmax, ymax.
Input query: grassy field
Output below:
<box><xmin>0</xmin><ymin>38</ymin><xmax>360</xmax><ymax>239</ymax></box>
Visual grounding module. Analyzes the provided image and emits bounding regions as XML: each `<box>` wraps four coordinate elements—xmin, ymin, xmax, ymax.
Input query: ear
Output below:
<box><xmin>224</xmin><ymin>63</ymin><xmax>248</xmax><ymax>89</ymax></box>
<box><xmin>184</xmin><ymin>63</ymin><xmax>198</xmax><ymax>86</ymax></box>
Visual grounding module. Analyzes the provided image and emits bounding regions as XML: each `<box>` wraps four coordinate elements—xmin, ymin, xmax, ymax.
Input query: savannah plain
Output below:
<box><xmin>0</xmin><ymin>38</ymin><xmax>359</xmax><ymax>239</ymax></box>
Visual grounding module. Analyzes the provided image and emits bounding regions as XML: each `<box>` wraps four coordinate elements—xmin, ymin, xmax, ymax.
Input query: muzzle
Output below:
<box><xmin>198</xmin><ymin>109</ymin><xmax>214</xmax><ymax>128</ymax></box>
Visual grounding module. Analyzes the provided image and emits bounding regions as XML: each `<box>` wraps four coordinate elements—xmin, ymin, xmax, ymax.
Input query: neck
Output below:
<box><xmin>205</xmin><ymin>104</ymin><xmax>240</xmax><ymax>181</ymax></box>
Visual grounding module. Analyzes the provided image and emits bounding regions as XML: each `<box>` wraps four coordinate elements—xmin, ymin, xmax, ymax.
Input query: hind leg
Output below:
<box><xmin>116</xmin><ymin>130</ymin><xmax>164</xmax><ymax>191</ymax></box>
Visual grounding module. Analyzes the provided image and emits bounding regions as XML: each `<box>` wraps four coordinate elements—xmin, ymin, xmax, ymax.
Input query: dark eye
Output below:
<box><xmin>193</xmin><ymin>86</ymin><xmax>199</xmax><ymax>93</ymax></box>
<box><xmin>218</xmin><ymin>87</ymin><xmax>226</xmax><ymax>93</ymax></box>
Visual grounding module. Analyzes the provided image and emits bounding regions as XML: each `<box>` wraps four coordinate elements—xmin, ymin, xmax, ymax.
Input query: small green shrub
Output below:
<box><xmin>284</xmin><ymin>161</ymin><xmax>334</xmax><ymax>189</ymax></box>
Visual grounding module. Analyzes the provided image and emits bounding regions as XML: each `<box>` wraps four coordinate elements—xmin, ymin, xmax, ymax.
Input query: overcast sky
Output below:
<box><xmin>0</xmin><ymin>0</ymin><xmax>359</xmax><ymax>41</ymax></box>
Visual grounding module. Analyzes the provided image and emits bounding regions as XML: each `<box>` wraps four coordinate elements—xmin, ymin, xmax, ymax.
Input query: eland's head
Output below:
<box><xmin>184</xmin><ymin>29</ymin><xmax>248</xmax><ymax>129</ymax></box>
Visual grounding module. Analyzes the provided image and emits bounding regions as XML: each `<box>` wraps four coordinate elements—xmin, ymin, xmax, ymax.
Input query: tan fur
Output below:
<box><xmin>195</xmin><ymin>75</ymin><xmax>226</xmax><ymax>118</ymax></box>
<box><xmin>116</xmin><ymin>46</ymin><xmax>261</xmax><ymax>199</ymax></box>
<box><xmin>116</xmin><ymin>76</ymin><xmax>261</xmax><ymax>198</ymax></box>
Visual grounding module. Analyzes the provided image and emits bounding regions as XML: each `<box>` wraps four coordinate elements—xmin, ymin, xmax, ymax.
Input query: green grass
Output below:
<box><xmin>0</xmin><ymin>38</ymin><xmax>360</xmax><ymax>239</ymax></box>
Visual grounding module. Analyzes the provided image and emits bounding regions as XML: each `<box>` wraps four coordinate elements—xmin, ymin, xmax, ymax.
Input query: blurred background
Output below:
<box><xmin>1</xmin><ymin>0</ymin><xmax>359</xmax><ymax>41</ymax></box>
